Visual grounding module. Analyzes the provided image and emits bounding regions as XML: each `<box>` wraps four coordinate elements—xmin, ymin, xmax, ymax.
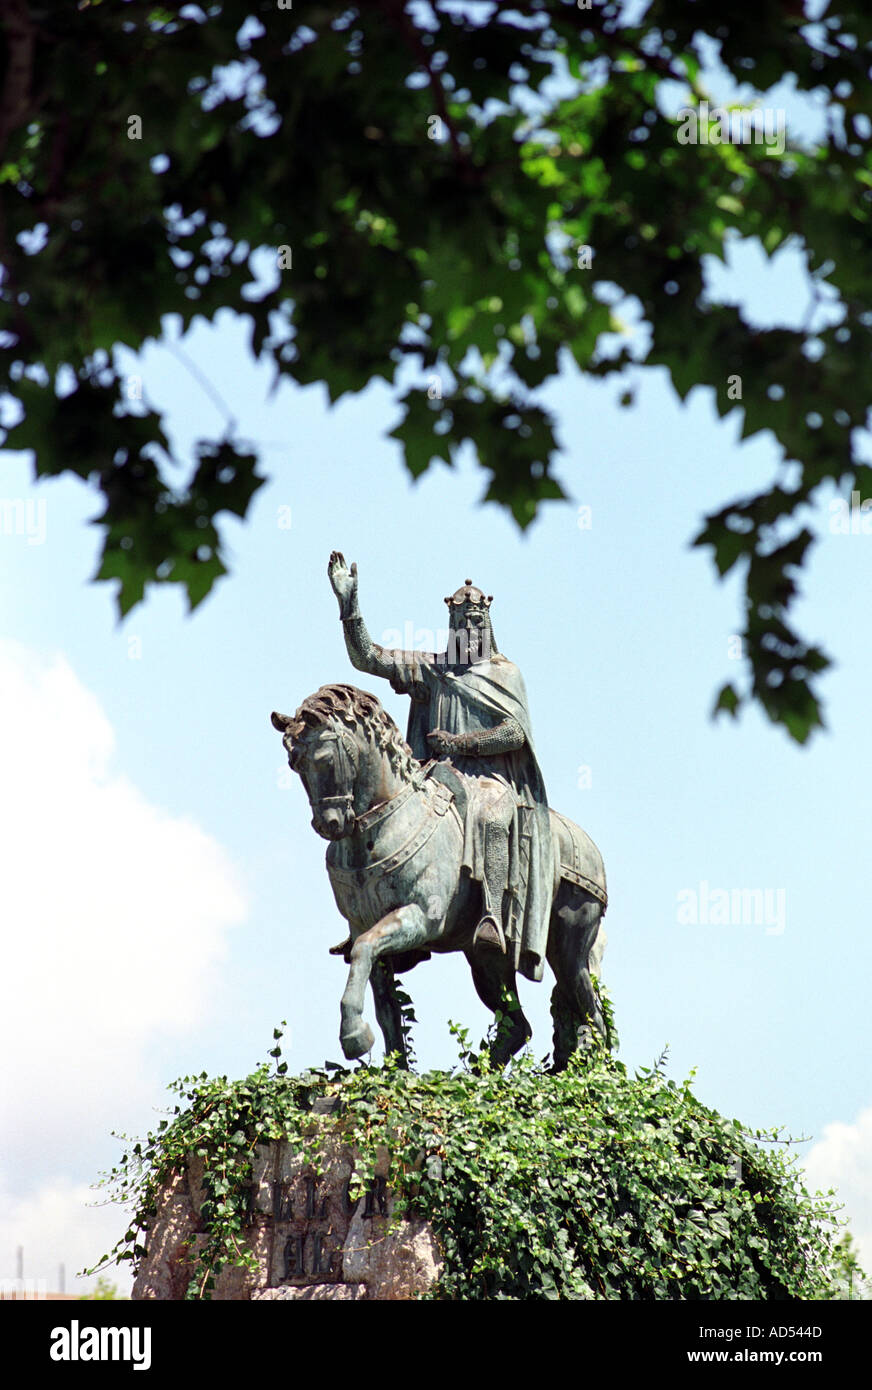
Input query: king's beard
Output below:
<box><xmin>448</xmin><ymin>622</ymin><xmax>491</xmax><ymax>664</ymax></box>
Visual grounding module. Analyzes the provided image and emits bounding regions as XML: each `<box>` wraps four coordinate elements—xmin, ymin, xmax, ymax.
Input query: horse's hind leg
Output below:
<box><xmin>465</xmin><ymin>948</ymin><xmax>532</xmax><ymax>1066</ymax></box>
<box><xmin>547</xmin><ymin>884</ymin><xmax>606</xmax><ymax>1071</ymax></box>
<box><xmin>369</xmin><ymin>959</ymin><xmax>410</xmax><ymax>1068</ymax></box>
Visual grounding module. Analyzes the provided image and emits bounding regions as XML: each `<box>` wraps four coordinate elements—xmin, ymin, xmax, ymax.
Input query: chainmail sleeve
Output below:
<box><xmin>451</xmin><ymin>717</ymin><xmax>525</xmax><ymax>755</ymax></box>
<box><xmin>341</xmin><ymin>613</ymin><xmax>432</xmax><ymax>700</ymax></box>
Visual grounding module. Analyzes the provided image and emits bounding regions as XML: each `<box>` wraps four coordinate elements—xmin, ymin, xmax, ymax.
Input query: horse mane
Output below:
<box><xmin>286</xmin><ymin>683</ymin><xmax>417</xmax><ymax>778</ymax></box>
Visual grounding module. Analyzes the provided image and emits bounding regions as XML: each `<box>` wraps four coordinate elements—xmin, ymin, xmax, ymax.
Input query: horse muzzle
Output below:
<box><xmin>312</xmin><ymin>800</ymin><xmax>355</xmax><ymax>840</ymax></box>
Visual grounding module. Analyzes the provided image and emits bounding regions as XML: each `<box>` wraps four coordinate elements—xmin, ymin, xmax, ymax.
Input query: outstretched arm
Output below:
<box><xmin>328</xmin><ymin>551</ymin><xmax>430</xmax><ymax>692</ymax></box>
<box><xmin>328</xmin><ymin>550</ymin><xmax>394</xmax><ymax>678</ymax></box>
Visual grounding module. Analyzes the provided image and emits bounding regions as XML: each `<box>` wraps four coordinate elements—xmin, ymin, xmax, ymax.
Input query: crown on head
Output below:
<box><xmin>444</xmin><ymin>579</ymin><xmax>493</xmax><ymax>609</ymax></box>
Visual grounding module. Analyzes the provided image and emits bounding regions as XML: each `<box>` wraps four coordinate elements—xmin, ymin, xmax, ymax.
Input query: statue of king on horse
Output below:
<box><xmin>271</xmin><ymin>554</ymin><xmax>608</xmax><ymax>1068</ymax></box>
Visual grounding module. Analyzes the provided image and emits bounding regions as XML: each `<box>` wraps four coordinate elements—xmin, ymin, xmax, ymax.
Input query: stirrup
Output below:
<box><xmin>472</xmin><ymin>914</ymin><xmax>506</xmax><ymax>954</ymax></box>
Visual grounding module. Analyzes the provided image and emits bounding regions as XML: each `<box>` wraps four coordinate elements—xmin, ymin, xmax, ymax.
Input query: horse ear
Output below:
<box><xmin>271</xmin><ymin>711</ymin><xmax>291</xmax><ymax>732</ymax></box>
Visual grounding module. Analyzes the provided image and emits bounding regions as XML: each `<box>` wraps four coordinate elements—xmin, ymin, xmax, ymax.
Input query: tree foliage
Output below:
<box><xmin>81</xmin><ymin>1275</ymin><xmax>127</xmax><ymax>1300</ymax></box>
<box><xmin>2</xmin><ymin>1</ymin><xmax>872</xmax><ymax>739</ymax></box>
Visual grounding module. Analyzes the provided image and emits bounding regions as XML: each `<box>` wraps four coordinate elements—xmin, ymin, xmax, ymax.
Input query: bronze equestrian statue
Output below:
<box><xmin>270</xmin><ymin>555</ymin><xmax>608</xmax><ymax>1069</ymax></box>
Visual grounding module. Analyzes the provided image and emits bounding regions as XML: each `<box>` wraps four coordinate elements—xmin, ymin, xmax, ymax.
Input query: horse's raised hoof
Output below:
<box><xmin>340</xmin><ymin>1020</ymin><xmax>375</xmax><ymax>1060</ymax></box>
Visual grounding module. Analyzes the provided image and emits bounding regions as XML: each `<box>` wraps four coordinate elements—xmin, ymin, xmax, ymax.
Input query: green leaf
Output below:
<box><xmin>713</xmin><ymin>683</ymin><xmax>740</xmax><ymax>719</ymax></box>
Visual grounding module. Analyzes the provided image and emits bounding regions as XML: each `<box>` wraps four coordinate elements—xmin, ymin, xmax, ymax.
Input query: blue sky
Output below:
<box><xmin>1</xmin><ymin>45</ymin><xmax>870</xmax><ymax>1294</ymax></box>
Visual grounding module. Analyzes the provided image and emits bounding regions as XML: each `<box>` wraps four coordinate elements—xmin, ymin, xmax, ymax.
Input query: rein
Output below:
<box><xmin>312</xmin><ymin>728</ymin><xmax>358</xmax><ymax>818</ymax></box>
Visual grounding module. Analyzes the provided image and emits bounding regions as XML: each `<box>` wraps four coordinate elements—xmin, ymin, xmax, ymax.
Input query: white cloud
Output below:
<box><xmin>0</xmin><ymin>640</ymin><xmax>247</xmax><ymax>1277</ymax></box>
<box><xmin>804</xmin><ymin>1106</ymin><xmax>872</xmax><ymax>1279</ymax></box>
<box><xmin>0</xmin><ymin>1175</ymin><xmax>133</xmax><ymax>1296</ymax></box>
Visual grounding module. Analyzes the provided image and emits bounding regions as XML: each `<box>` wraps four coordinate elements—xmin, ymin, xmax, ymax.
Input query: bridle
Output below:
<box><xmin>302</xmin><ymin>726</ymin><xmax>358</xmax><ymax>823</ymax></box>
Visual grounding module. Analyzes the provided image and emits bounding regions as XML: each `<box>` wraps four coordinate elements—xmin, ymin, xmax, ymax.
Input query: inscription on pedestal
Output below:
<box><xmin>252</xmin><ymin>1159</ymin><xmax>391</xmax><ymax>1288</ymax></box>
<box><xmin>131</xmin><ymin>1141</ymin><xmax>442</xmax><ymax>1301</ymax></box>
<box><xmin>282</xmin><ymin>1230</ymin><xmax>341</xmax><ymax>1281</ymax></box>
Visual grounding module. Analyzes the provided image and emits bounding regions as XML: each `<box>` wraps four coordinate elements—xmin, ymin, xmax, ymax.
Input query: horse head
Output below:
<box><xmin>271</xmin><ymin>683</ymin><xmax>416</xmax><ymax>841</ymax></box>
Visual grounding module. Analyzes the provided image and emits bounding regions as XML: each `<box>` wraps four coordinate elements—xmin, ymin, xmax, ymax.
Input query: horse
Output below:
<box><xmin>271</xmin><ymin>683</ymin><xmax>608</xmax><ymax>1069</ymax></box>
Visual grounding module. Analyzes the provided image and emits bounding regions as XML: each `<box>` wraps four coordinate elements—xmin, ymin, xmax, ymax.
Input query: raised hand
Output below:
<box><xmin>328</xmin><ymin>550</ymin><xmax>358</xmax><ymax>615</ymax></box>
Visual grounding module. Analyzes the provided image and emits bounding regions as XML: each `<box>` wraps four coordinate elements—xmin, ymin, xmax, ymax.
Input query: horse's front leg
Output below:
<box><xmin>340</xmin><ymin>904</ymin><xmax>428</xmax><ymax>1060</ymax></box>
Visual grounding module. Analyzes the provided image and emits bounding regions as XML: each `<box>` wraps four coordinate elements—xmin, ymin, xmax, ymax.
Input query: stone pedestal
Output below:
<box><xmin>132</xmin><ymin>1138</ymin><xmax>442</xmax><ymax>1301</ymax></box>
